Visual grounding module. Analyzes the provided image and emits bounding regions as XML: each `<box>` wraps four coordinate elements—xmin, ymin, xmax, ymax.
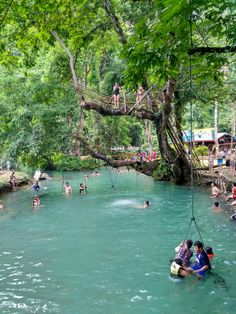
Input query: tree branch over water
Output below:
<box><xmin>80</xmin><ymin>99</ymin><xmax>156</xmax><ymax>121</ymax></box>
<box><xmin>189</xmin><ymin>46</ymin><xmax>236</xmax><ymax>55</ymax></box>
<box><xmin>77</xmin><ymin>134</ymin><xmax>159</xmax><ymax>175</ymax></box>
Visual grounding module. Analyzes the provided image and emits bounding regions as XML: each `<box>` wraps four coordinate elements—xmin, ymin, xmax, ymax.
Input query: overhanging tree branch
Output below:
<box><xmin>51</xmin><ymin>30</ymin><xmax>78</xmax><ymax>87</ymax></box>
<box><xmin>101</xmin><ymin>0</ymin><xmax>127</xmax><ymax>45</ymax></box>
<box><xmin>189</xmin><ymin>46</ymin><xmax>236</xmax><ymax>55</ymax></box>
<box><xmin>77</xmin><ymin>133</ymin><xmax>159</xmax><ymax>175</ymax></box>
<box><xmin>0</xmin><ymin>0</ymin><xmax>14</xmax><ymax>28</ymax></box>
<box><xmin>80</xmin><ymin>100</ymin><xmax>155</xmax><ymax>121</ymax></box>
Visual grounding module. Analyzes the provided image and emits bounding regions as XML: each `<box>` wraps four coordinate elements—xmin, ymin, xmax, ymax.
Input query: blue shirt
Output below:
<box><xmin>193</xmin><ymin>250</ymin><xmax>211</xmax><ymax>271</ymax></box>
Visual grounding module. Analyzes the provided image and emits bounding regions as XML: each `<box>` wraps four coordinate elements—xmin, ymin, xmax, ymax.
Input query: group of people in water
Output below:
<box><xmin>64</xmin><ymin>181</ymin><xmax>87</xmax><ymax>194</ymax></box>
<box><xmin>63</xmin><ymin>173</ymin><xmax>93</xmax><ymax>195</ymax></box>
<box><xmin>170</xmin><ymin>240</ymin><xmax>213</xmax><ymax>280</ymax></box>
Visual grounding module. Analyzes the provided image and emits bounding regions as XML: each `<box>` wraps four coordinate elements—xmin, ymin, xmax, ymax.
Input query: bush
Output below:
<box><xmin>194</xmin><ymin>145</ymin><xmax>208</xmax><ymax>157</ymax></box>
<box><xmin>152</xmin><ymin>160</ymin><xmax>172</xmax><ymax>181</ymax></box>
<box><xmin>51</xmin><ymin>153</ymin><xmax>103</xmax><ymax>171</ymax></box>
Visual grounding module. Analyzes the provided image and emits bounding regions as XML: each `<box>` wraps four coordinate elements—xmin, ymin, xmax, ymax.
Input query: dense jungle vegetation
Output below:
<box><xmin>0</xmin><ymin>0</ymin><xmax>235</xmax><ymax>181</ymax></box>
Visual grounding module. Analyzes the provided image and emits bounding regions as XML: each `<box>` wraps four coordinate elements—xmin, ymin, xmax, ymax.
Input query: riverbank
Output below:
<box><xmin>0</xmin><ymin>171</ymin><xmax>31</xmax><ymax>193</ymax></box>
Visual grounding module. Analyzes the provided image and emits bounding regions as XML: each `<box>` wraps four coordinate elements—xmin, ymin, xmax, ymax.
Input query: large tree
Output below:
<box><xmin>0</xmin><ymin>0</ymin><xmax>235</xmax><ymax>182</ymax></box>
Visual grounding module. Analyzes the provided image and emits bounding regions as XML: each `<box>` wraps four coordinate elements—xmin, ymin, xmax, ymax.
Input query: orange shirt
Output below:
<box><xmin>207</xmin><ymin>253</ymin><xmax>215</xmax><ymax>260</ymax></box>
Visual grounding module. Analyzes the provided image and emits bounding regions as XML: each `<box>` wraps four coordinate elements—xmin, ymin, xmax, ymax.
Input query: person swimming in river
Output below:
<box><xmin>84</xmin><ymin>175</ymin><xmax>89</xmax><ymax>183</ymax></box>
<box><xmin>91</xmin><ymin>171</ymin><xmax>101</xmax><ymax>176</ymax></box>
<box><xmin>143</xmin><ymin>200</ymin><xmax>150</xmax><ymax>208</ymax></box>
<box><xmin>79</xmin><ymin>183</ymin><xmax>86</xmax><ymax>194</ymax></box>
<box><xmin>32</xmin><ymin>180</ymin><xmax>40</xmax><ymax>192</ymax></box>
<box><xmin>205</xmin><ymin>246</ymin><xmax>215</xmax><ymax>260</ymax></box>
<box><xmin>0</xmin><ymin>201</ymin><xmax>5</xmax><ymax>210</ymax></box>
<box><xmin>64</xmin><ymin>181</ymin><xmax>72</xmax><ymax>194</ymax></box>
<box><xmin>212</xmin><ymin>201</ymin><xmax>223</xmax><ymax>212</ymax></box>
<box><xmin>32</xmin><ymin>196</ymin><xmax>41</xmax><ymax>206</ymax></box>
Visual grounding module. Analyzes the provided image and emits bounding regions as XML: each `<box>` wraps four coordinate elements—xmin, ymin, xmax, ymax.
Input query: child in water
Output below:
<box><xmin>79</xmin><ymin>183</ymin><xmax>86</xmax><ymax>194</ymax></box>
<box><xmin>205</xmin><ymin>247</ymin><xmax>215</xmax><ymax>260</ymax></box>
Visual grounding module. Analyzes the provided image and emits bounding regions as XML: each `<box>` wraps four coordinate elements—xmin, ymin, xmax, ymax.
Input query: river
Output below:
<box><xmin>0</xmin><ymin>168</ymin><xmax>235</xmax><ymax>313</ymax></box>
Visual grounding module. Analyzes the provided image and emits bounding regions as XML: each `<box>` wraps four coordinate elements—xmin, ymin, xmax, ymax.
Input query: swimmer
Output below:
<box><xmin>79</xmin><ymin>183</ymin><xmax>86</xmax><ymax>194</ymax></box>
<box><xmin>205</xmin><ymin>246</ymin><xmax>215</xmax><ymax>260</ymax></box>
<box><xmin>212</xmin><ymin>201</ymin><xmax>223</xmax><ymax>212</ymax></box>
<box><xmin>32</xmin><ymin>196</ymin><xmax>41</xmax><ymax>206</ymax></box>
<box><xmin>143</xmin><ymin>200</ymin><xmax>150</xmax><ymax>208</ymax></box>
<box><xmin>0</xmin><ymin>201</ymin><xmax>5</xmax><ymax>210</ymax></box>
<box><xmin>64</xmin><ymin>181</ymin><xmax>72</xmax><ymax>194</ymax></box>
<box><xmin>32</xmin><ymin>180</ymin><xmax>40</xmax><ymax>191</ymax></box>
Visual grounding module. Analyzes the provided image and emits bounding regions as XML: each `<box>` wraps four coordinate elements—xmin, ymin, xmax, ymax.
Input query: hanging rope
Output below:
<box><xmin>61</xmin><ymin>168</ymin><xmax>64</xmax><ymax>193</ymax></box>
<box><xmin>107</xmin><ymin>165</ymin><xmax>115</xmax><ymax>189</ymax></box>
<box><xmin>183</xmin><ymin>1</ymin><xmax>205</xmax><ymax>244</ymax></box>
<box><xmin>135</xmin><ymin>171</ymin><xmax>139</xmax><ymax>190</ymax></box>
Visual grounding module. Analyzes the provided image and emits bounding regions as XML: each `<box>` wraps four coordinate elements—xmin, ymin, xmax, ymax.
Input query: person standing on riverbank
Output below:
<box><xmin>8</xmin><ymin>171</ymin><xmax>16</xmax><ymax>190</ymax></box>
<box><xmin>217</xmin><ymin>149</ymin><xmax>225</xmax><ymax>172</ymax></box>
<box><xmin>208</xmin><ymin>151</ymin><xmax>215</xmax><ymax>175</ymax></box>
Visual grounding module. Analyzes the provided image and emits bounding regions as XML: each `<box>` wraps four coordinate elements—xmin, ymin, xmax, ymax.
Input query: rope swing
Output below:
<box><xmin>182</xmin><ymin>1</ymin><xmax>205</xmax><ymax>245</ymax></box>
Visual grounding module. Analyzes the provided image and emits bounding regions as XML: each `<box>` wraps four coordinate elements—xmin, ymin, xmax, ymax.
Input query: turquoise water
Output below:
<box><xmin>0</xmin><ymin>168</ymin><xmax>236</xmax><ymax>314</ymax></box>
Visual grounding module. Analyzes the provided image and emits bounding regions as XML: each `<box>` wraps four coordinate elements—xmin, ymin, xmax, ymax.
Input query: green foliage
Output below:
<box><xmin>194</xmin><ymin>145</ymin><xmax>209</xmax><ymax>157</ymax></box>
<box><xmin>0</xmin><ymin>0</ymin><xmax>235</xmax><ymax>174</ymax></box>
<box><xmin>152</xmin><ymin>160</ymin><xmax>172</xmax><ymax>181</ymax></box>
<box><xmin>51</xmin><ymin>153</ymin><xmax>101</xmax><ymax>171</ymax></box>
